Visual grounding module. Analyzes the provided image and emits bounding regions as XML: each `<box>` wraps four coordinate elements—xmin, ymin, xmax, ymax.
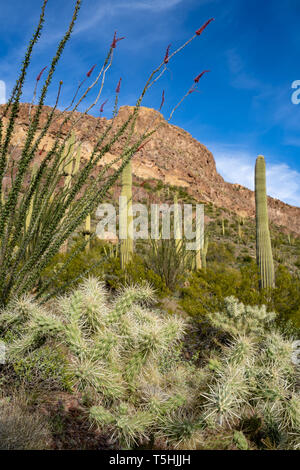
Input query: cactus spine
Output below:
<box><xmin>255</xmin><ymin>155</ymin><xmax>275</xmax><ymax>289</ymax></box>
<box><xmin>120</xmin><ymin>161</ymin><xmax>133</xmax><ymax>268</ymax></box>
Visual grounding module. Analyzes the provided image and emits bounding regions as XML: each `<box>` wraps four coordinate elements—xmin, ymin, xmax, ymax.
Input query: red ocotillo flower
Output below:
<box><xmin>194</xmin><ymin>70</ymin><xmax>210</xmax><ymax>83</ymax></box>
<box><xmin>36</xmin><ymin>66</ymin><xmax>47</xmax><ymax>82</ymax></box>
<box><xmin>188</xmin><ymin>87</ymin><xmax>199</xmax><ymax>95</ymax></box>
<box><xmin>87</xmin><ymin>64</ymin><xmax>96</xmax><ymax>77</ymax></box>
<box><xmin>100</xmin><ymin>99</ymin><xmax>108</xmax><ymax>114</ymax></box>
<box><xmin>116</xmin><ymin>77</ymin><xmax>122</xmax><ymax>94</ymax></box>
<box><xmin>159</xmin><ymin>90</ymin><xmax>165</xmax><ymax>111</ymax></box>
<box><xmin>137</xmin><ymin>140</ymin><xmax>150</xmax><ymax>152</ymax></box>
<box><xmin>111</xmin><ymin>31</ymin><xmax>125</xmax><ymax>49</ymax></box>
<box><xmin>164</xmin><ymin>44</ymin><xmax>171</xmax><ymax>64</ymax></box>
<box><xmin>195</xmin><ymin>18</ymin><xmax>214</xmax><ymax>36</ymax></box>
<box><xmin>39</xmin><ymin>145</ymin><xmax>46</xmax><ymax>156</ymax></box>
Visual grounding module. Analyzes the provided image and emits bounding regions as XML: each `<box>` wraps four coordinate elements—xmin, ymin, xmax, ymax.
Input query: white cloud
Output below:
<box><xmin>123</xmin><ymin>0</ymin><xmax>184</xmax><ymax>11</ymax></box>
<box><xmin>207</xmin><ymin>143</ymin><xmax>300</xmax><ymax>207</ymax></box>
<box><xmin>0</xmin><ymin>80</ymin><xmax>6</xmax><ymax>104</ymax></box>
<box><xmin>74</xmin><ymin>0</ymin><xmax>185</xmax><ymax>35</ymax></box>
<box><xmin>226</xmin><ymin>49</ymin><xmax>263</xmax><ymax>91</ymax></box>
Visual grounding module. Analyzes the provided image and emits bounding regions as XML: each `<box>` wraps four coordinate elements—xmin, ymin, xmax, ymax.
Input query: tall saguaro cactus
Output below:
<box><xmin>60</xmin><ymin>132</ymin><xmax>82</xmax><ymax>253</ymax></box>
<box><xmin>195</xmin><ymin>204</ymin><xmax>204</xmax><ymax>270</ymax></box>
<box><xmin>120</xmin><ymin>161</ymin><xmax>133</xmax><ymax>268</ymax></box>
<box><xmin>255</xmin><ymin>155</ymin><xmax>275</xmax><ymax>289</ymax></box>
<box><xmin>174</xmin><ymin>193</ymin><xmax>182</xmax><ymax>254</ymax></box>
<box><xmin>201</xmin><ymin>235</ymin><xmax>209</xmax><ymax>271</ymax></box>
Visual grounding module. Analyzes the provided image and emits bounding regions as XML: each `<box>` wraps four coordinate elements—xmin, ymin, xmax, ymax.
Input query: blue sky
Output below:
<box><xmin>1</xmin><ymin>0</ymin><xmax>300</xmax><ymax>206</ymax></box>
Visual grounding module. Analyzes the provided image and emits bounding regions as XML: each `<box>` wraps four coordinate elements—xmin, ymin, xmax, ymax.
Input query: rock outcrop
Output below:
<box><xmin>1</xmin><ymin>103</ymin><xmax>300</xmax><ymax>234</ymax></box>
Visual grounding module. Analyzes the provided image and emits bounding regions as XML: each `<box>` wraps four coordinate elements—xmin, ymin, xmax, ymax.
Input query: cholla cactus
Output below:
<box><xmin>202</xmin><ymin>297</ymin><xmax>300</xmax><ymax>448</ymax></box>
<box><xmin>2</xmin><ymin>278</ymin><xmax>203</xmax><ymax>449</ymax></box>
<box><xmin>208</xmin><ymin>296</ymin><xmax>276</xmax><ymax>337</ymax></box>
<box><xmin>3</xmin><ymin>286</ymin><xmax>299</xmax><ymax>450</ymax></box>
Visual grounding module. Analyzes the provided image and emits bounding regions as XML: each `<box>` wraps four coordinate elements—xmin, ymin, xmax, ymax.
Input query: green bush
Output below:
<box><xmin>40</xmin><ymin>238</ymin><xmax>168</xmax><ymax>298</ymax></box>
<box><xmin>12</xmin><ymin>346</ymin><xmax>72</xmax><ymax>391</ymax></box>
<box><xmin>270</xmin><ymin>265</ymin><xmax>300</xmax><ymax>328</ymax></box>
<box><xmin>180</xmin><ymin>262</ymin><xmax>267</xmax><ymax>319</ymax></box>
<box><xmin>180</xmin><ymin>262</ymin><xmax>300</xmax><ymax>331</ymax></box>
<box><xmin>144</xmin><ymin>238</ymin><xmax>193</xmax><ymax>292</ymax></box>
<box><xmin>206</xmin><ymin>242</ymin><xmax>236</xmax><ymax>265</ymax></box>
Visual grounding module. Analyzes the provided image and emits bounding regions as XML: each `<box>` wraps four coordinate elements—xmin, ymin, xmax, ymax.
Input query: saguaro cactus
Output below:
<box><xmin>60</xmin><ymin>132</ymin><xmax>82</xmax><ymax>253</ymax></box>
<box><xmin>174</xmin><ymin>193</ymin><xmax>182</xmax><ymax>254</ymax></box>
<box><xmin>237</xmin><ymin>216</ymin><xmax>243</xmax><ymax>240</ymax></box>
<box><xmin>25</xmin><ymin>163</ymin><xmax>39</xmax><ymax>233</ymax></box>
<box><xmin>221</xmin><ymin>217</ymin><xmax>225</xmax><ymax>236</ymax></box>
<box><xmin>255</xmin><ymin>155</ymin><xmax>275</xmax><ymax>289</ymax></box>
<box><xmin>201</xmin><ymin>235</ymin><xmax>209</xmax><ymax>271</ymax></box>
<box><xmin>85</xmin><ymin>214</ymin><xmax>91</xmax><ymax>251</ymax></box>
<box><xmin>120</xmin><ymin>161</ymin><xmax>133</xmax><ymax>268</ymax></box>
<box><xmin>195</xmin><ymin>204</ymin><xmax>204</xmax><ymax>270</ymax></box>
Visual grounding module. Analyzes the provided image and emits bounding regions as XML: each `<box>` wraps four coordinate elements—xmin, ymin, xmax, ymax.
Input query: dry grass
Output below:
<box><xmin>0</xmin><ymin>391</ymin><xmax>52</xmax><ymax>450</ymax></box>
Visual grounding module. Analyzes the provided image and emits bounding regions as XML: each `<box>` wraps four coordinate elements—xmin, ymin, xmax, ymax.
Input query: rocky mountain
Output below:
<box><xmin>1</xmin><ymin>102</ymin><xmax>300</xmax><ymax>235</ymax></box>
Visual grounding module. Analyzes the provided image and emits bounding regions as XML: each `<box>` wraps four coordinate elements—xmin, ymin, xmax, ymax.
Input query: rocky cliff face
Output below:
<box><xmin>2</xmin><ymin>102</ymin><xmax>300</xmax><ymax>234</ymax></box>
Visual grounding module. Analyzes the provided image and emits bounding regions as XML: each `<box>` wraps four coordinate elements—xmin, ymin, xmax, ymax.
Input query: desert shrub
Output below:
<box><xmin>180</xmin><ymin>262</ymin><xmax>267</xmax><ymax>319</ymax></box>
<box><xmin>270</xmin><ymin>265</ymin><xmax>300</xmax><ymax>328</ymax></box>
<box><xmin>144</xmin><ymin>238</ymin><xmax>194</xmax><ymax>291</ymax></box>
<box><xmin>180</xmin><ymin>262</ymin><xmax>300</xmax><ymax>331</ymax></box>
<box><xmin>206</xmin><ymin>242</ymin><xmax>236</xmax><ymax>264</ymax></box>
<box><xmin>0</xmin><ymin>393</ymin><xmax>51</xmax><ymax>450</ymax></box>
<box><xmin>103</xmin><ymin>254</ymin><xmax>169</xmax><ymax>297</ymax></box>
<box><xmin>40</xmin><ymin>239</ymin><xmax>168</xmax><ymax>298</ymax></box>
<box><xmin>12</xmin><ymin>346</ymin><xmax>72</xmax><ymax>391</ymax></box>
<box><xmin>39</xmin><ymin>237</ymin><xmax>106</xmax><ymax>295</ymax></box>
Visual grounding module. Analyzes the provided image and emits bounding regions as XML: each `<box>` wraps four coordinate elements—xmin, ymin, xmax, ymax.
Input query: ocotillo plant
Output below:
<box><xmin>0</xmin><ymin>0</ymin><xmax>214</xmax><ymax>306</ymax></box>
<box><xmin>25</xmin><ymin>163</ymin><xmax>39</xmax><ymax>234</ymax></box>
<box><xmin>120</xmin><ymin>161</ymin><xmax>133</xmax><ymax>268</ymax></box>
<box><xmin>255</xmin><ymin>155</ymin><xmax>275</xmax><ymax>289</ymax></box>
